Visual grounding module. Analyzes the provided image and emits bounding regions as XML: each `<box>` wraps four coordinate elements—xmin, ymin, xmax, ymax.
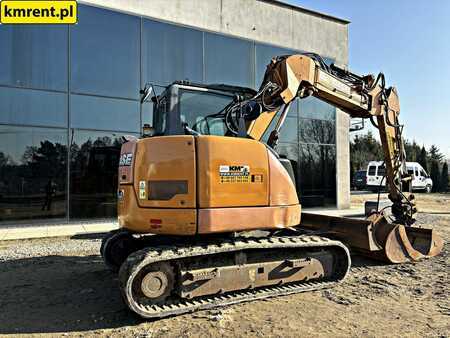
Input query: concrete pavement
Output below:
<box><xmin>0</xmin><ymin>207</ymin><xmax>366</xmax><ymax>241</ymax></box>
<box><xmin>0</xmin><ymin>220</ymin><xmax>119</xmax><ymax>241</ymax></box>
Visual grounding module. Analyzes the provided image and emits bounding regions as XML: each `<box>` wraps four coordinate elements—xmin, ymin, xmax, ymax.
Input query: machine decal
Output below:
<box><xmin>119</xmin><ymin>153</ymin><xmax>133</xmax><ymax>166</ymax></box>
<box><xmin>117</xmin><ymin>189</ymin><xmax>124</xmax><ymax>200</ymax></box>
<box><xmin>219</xmin><ymin>165</ymin><xmax>250</xmax><ymax>183</ymax></box>
<box><xmin>139</xmin><ymin>180</ymin><xmax>146</xmax><ymax>199</ymax></box>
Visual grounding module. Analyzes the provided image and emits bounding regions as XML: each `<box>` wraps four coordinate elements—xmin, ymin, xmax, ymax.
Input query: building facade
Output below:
<box><xmin>0</xmin><ymin>0</ymin><xmax>350</xmax><ymax>226</ymax></box>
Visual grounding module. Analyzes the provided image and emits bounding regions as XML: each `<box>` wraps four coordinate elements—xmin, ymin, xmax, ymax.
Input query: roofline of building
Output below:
<box><xmin>261</xmin><ymin>0</ymin><xmax>350</xmax><ymax>24</ymax></box>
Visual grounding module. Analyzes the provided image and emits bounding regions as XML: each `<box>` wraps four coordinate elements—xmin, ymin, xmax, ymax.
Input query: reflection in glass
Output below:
<box><xmin>255</xmin><ymin>43</ymin><xmax>296</xmax><ymax>87</ymax></box>
<box><xmin>299</xmin><ymin>96</ymin><xmax>335</xmax><ymax>120</ymax></box>
<box><xmin>0</xmin><ymin>126</ymin><xmax>67</xmax><ymax>224</ymax></box>
<box><xmin>298</xmin><ymin>144</ymin><xmax>336</xmax><ymax>207</ymax></box>
<box><xmin>179</xmin><ymin>89</ymin><xmax>233</xmax><ymax>135</ymax></box>
<box><xmin>70</xmin><ymin>94</ymin><xmax>140</xmax><ymax>132</ymax></box>
<box><xmin>299</xmin><ymin>118</ymin><xmax>335</xmax><ymax>145</ymax></box>
<box><xmin>0</xmin><ymin>87</ymin><xmax>67</xmax><ymax>127</ymax></box>
<box><xmin>205</xmin><ymin>33</ymin><xmax>254</xmax><ymax>88</ymax></box>
<box><xmin>261</xmin><ymin>105</ymin><xmax>299</xmax><ymax>143</ymax></box>
<box><xmin>0</xmin><ymin>25</ymin><xmax>68</xmax><ymax>91</ymax></box>
<box><xmin>142</xmin><ymin>102</ymin><xmax>153</xmax><ymax>128</ymax></box>
<box><xmin>277</xmin><ymin>143</ymin><xmax>299</xmax><ymax>186</ymax></box>
<box><xmin>69</xmin><ymin>130</ymin><xmax>137</xmax><ymax>219</ymax></box>
<box><xmin>142</xmin><ymin>20</ymin><xmax>203</xmax><ymax>86</ymax></box>
<box><xmin>71</xmin><ymin>5</ymin><xmax>140</xmax><ymax>99</ymax></box>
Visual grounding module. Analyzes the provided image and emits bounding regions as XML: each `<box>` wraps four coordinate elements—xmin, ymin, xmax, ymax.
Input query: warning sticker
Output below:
<box><xmin>219</xmin><ymin>165</ymin><xmax>250</xmax><ymax>183</ymax></box>
<box><xmin>139</xmin><ymin>180</ymin><xmax>146</xmax><ymax>199</ymax></box>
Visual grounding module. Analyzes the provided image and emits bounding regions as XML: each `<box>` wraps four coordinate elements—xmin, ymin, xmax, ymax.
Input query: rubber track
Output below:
<box><xmin>119</xmin><ymin>235</ymin><xmax>351</xmax><ymax>319</ymax></box>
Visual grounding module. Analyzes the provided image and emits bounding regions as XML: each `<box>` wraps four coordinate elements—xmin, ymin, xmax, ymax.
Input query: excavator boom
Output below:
<box><xmin>241</xmin><ymin>53</ymin><xmax>442</xmax><ymax>262</ymax></box>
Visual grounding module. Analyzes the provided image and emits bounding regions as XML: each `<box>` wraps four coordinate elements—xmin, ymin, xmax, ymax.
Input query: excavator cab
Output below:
<box><xmin>148</xmin><ymin>81</ymin><xmax>256</xmax><ymax>138</ymax></box>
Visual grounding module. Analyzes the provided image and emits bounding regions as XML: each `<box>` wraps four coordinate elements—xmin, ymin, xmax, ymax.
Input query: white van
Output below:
<box><xmin>366</xmin><ymin>161</ymin><xmax>433</xmax><ymax>193</ymax></box>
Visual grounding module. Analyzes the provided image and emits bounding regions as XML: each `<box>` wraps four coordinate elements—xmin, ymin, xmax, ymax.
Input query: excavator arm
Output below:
<box><xmin>230</xmin><ymin>53</ymin><xmax>442</xmax><ymax>263</ymax></box>
<box><xmin>245</xmin><ymin>54</ymin><xmax>413</xmax><ymax>225</ymax></box>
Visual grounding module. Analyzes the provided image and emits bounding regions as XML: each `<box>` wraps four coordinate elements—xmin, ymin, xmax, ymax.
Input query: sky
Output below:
<box><xmin>290</xmin><ymin>0</ymin><xmax>450</xmax><ymax>159</ymax></box>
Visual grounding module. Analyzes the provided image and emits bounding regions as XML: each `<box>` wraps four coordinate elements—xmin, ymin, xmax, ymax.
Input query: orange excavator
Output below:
<box><xmin>101</xmin><ymin>53</ymin><xmax>443</xmax><ymax>318</ymax></box>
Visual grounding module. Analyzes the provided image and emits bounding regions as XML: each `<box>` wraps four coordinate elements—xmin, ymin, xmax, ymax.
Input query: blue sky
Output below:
<box><xmin>290</xmin><ymin>0</ymin><xmax>450</xmax><ymax>158</ymax></box>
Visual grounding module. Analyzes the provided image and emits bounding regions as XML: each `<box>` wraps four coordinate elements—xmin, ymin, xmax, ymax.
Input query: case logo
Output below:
<box><xmin>119</xmin><ymin>153</ymin><xmax>133</xmax><ymax>166</ymax></box>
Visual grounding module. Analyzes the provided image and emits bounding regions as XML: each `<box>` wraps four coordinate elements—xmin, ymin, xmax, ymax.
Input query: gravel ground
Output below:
<box><xmin>0</xmin><ymin>235</ymin><xmax>99</xmax><ymax>262</ymax></box>
<box><xmin>0</xmin><ymin>194</ymin><xmax>448</xmax><ymax>337</ymax></box>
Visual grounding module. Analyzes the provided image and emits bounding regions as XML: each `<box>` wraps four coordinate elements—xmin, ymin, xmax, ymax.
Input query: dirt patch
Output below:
<box><xmin>351</xmin><ymin>192</ymin><xmax>450</xmax><ymax>214</ymax></box>
<box><xmin>0</xmin><ymin>195</ymin><xmax>448</xmax><ymax>337</ymax></box>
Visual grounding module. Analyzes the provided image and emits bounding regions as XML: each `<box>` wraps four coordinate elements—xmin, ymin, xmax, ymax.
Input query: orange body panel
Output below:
<box><xmin>118</xmin><ymin>135</ymin><xmax>301</xmax><ymax>235</ymax></box>
<box><xmin>268</xmin><ymin>150</ymin><xmax>299</xmax><ymax>206</ymax></box>
<box><xmin>118</xmin><ymin>186</ymin><xmax>197</xmax><ymax>234</ymax></box>
<box><xmin>133</xmin><ymin>136</ymin><xmax>196</xmax><ymax>209</ymax></box>
<box><xmin>197</xmin><ymin>136</ymin><xmax>269</xmax><ymax>208</ymax></box>
<box><xmin>198</xmin><ymin>205</ymin><xmax>301</xmax><ymax>234</ymax></box>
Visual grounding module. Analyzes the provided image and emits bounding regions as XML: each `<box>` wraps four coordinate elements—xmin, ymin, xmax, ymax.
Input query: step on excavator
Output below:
<box><xmin>101</xmin><ymin>53</ymin><xmax>443</xmax><ymax>318</ymax></box>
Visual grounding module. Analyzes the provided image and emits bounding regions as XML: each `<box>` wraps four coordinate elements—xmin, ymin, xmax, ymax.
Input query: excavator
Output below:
<box><xmin>101</xmin><ymin>53</ymin><xmax>443</xmax><ymax>318</ymax></box>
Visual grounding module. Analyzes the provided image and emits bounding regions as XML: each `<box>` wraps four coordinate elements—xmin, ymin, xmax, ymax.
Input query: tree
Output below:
<box><xmin>441</xmin><ymin>162</ymin><xmax>449</xmax><ymax>192</ymax></box>
<box><xmin>405</xmin><ymin>140</ymin><xmax>421</xmax><ymax>162</ymax></box>
<box><xmin>430</xmin><ymin>160</ymin><xmax>441</xmax><ymax>192</ymax></box>
<box><xmin>418</xmin><ymin>146</ymin><xmax>428</xmax><ymax>172</ymax></box>
<box><xmin>350</xmin><ymin>131</ymin><xmax>383</xmax><ymax>171</ymax></box>
<box><xmin>428</xmin><ymin>145</ymin><xmax>444</xmax><ymax>163</ymax></box>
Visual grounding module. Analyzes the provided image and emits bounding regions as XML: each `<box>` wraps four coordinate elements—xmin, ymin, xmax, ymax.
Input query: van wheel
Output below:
<box><xmin>425</xmin><ymin>185</ymin><xmax>432</xmax><ymax>193</ymax></box>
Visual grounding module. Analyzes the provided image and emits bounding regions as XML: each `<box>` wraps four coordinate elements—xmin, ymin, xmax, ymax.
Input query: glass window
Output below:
<box><xmin>299</xmin><ymin>118</ymin><xmax>335</xmax><ymax>145</ymax></box>
<box><xmin>255</xmin><ymin>43</ymin><xmax>296</xmax><ymax>88</ymax></box>
<box><xmin>0</xmin><ymin>87</ymin><xmax>67</xmax><ymax>127</ymax></box>
<box><xmin>69</xmin><ymin>130</ymin><xmax>137</xmax><ymax>219</ymax></box>
<box><xmin>178</xmin><ymin>89</ymin><xmax>233</xmax><ymax>135</ymax></box>
<box><xmin>0</xmin><ymin>126</ymin><xmax>67</xmax><ymax>225</ymax></box>
<box><xmin>298</xmin><ymin>144</ymin><xmax>336</xmax><ymax>207</ymax></box>
<box><xmin>142</xmin><ymin>20</ymin><xmax>203</xmax><ymax>86</ymax></box>
<box><xmin>71</xmin><ymin>5</ymin><xmax>140</xmax><ymax>99</ymax></box>
<box><xmin>368</xmin><ymin>166</ymin><xmax>376</xmax><ymax>176</ymax></box>
<box><xmin>261</xmin><ymin>101</ymin><xmax>299</xmax><ymax>142</ymax></box>
<box><xmin>205</xmin><ymin>33</ymin><xmax>255</xmax><ymax>88</ymax></box>
<box><xmin>377</xmin><ymin>165</ymin><xmax>386</xmax><ymax>177</ymax></box>
<box><xmin>299</xmin><ymin>96</ymin><xmax>336</xmax><ymax>120</ymax></box>
<box><xmin>276</xmin><ymin>117</ymin><xmax>298</xmax><ymax>144</ymax></box>
<box><xmin>142</xmin><ymin>102</ymin><xmax>153</xmax><ymax>128</ymax></box>
<box><xmin>277</xmin><ymin>142</ymin><xmax>299</xmax><ymax>185</ymax></box>
<box><xmin>0</xmin><ymin>25</ymin><xmax>68</xmax><ymax>91</ymax></box>
<box><xmin>70</xmin><ymin>94</ymin><xmax>140</xmax><ymax>132</ymax></box>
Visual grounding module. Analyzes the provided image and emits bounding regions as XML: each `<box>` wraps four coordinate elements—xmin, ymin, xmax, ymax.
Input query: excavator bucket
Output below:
<box><xmin>299</xmin><ymin>212</ymin><xmax>443</xmax><ymax>264</ymax></box>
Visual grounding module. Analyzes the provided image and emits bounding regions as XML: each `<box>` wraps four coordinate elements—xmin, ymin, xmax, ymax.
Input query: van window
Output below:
<box><xmin>415</xmin><ymin>168</ymin><xmax>419</xmax><ymax>177</ymax></box>
<box><xmin>407</xmin><ymin>167</ymin><xmax>414</xmax><ymax>176</ymax></box>
<box><xmin>420</xmin><ymin>169</ymin><xmax>427</xmax><ymax>177</ymax></box>
<box><xmin>368</xmin><ymin>166</ymin><xmax>376</xmax><ymax>176</ymax></box>
<box><xmin>377</xmin><ymin>166</ymin><xmax>386</xmax><ymax>177</ymax></box>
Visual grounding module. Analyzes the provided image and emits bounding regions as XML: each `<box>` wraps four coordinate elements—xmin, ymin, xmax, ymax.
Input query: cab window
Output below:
<box><xmin>153</xmin><ymin>95</ymin><xmax>168</xmax><ymax>135</ymax></box>
<box><xmin>178</xmin><ymin>89</ymin><xmax>233</xmax><ymax>136</ymax></box>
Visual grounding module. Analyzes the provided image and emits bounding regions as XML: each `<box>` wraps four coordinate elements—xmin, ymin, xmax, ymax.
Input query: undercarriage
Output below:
<box><xmin>101</xmin><ymin>229</ymin><xmax>350</xmax><ymax>318</ymax></box>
